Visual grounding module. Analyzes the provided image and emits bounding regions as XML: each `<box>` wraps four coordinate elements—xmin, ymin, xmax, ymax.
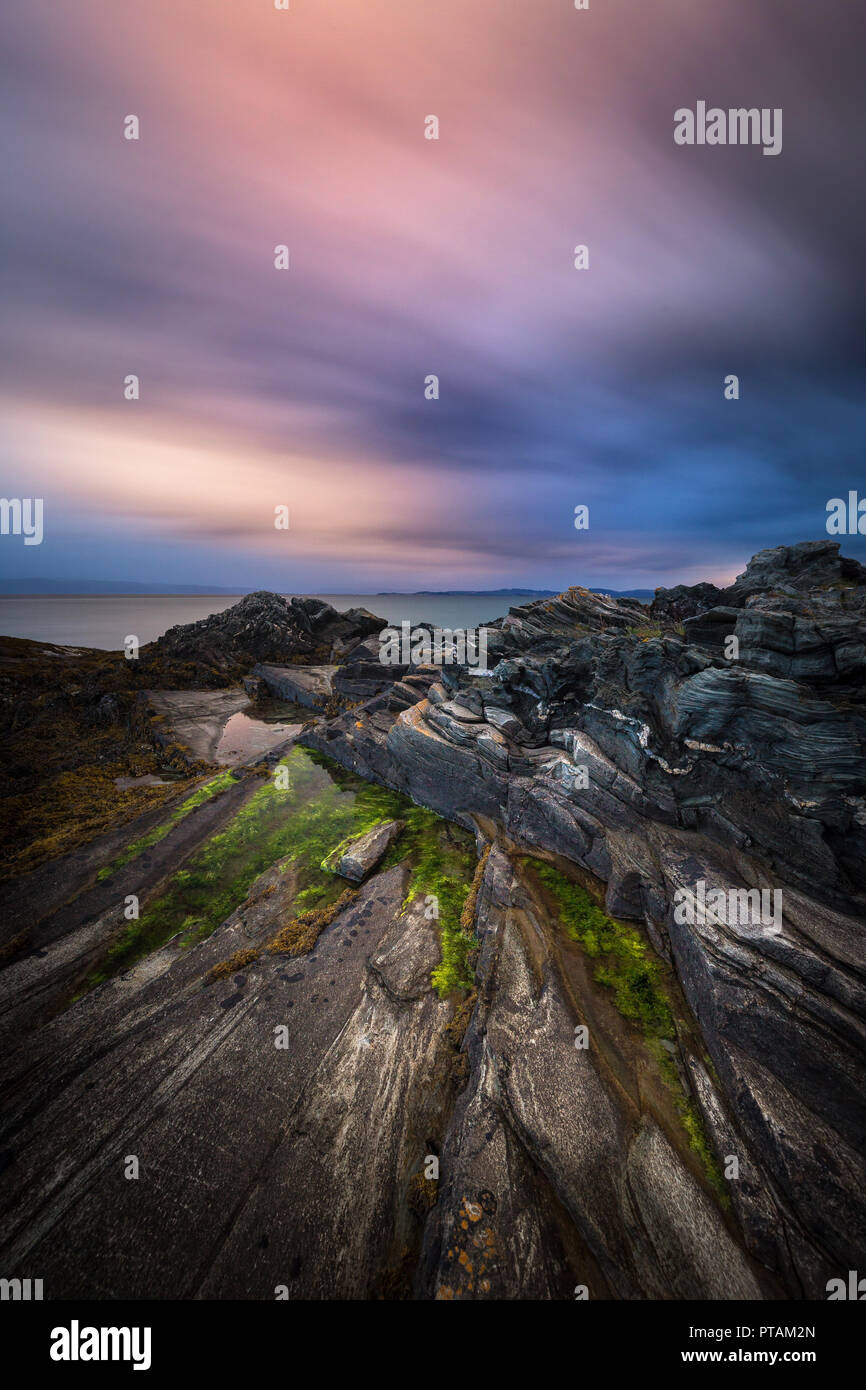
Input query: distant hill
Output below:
<box><xmin>374</xmin><ymin>588</ymin><xmax>556</xmax><ymax>598</ymax></box>
<box><xmin>0</xmin><ymin>580</ymin><xmax>654</xmax><ymax>602</ymax></box>
<box><xmin>375</xmin><ymin>587</ymin><xmax>654</xmax><ymax>601</ymax></box>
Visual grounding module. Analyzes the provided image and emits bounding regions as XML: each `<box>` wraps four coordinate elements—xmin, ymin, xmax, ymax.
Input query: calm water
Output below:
<box><xmin>0</xmin><ymin>593</ymin><xmax>535</xmax><ymax>650</ymax></box>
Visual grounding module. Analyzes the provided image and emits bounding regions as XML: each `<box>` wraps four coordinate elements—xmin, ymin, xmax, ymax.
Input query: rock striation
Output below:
<box><xmin>303</xmin><ymin>542</ymin><xmax>866</xmax><ymax>1298</ymax></box>
<box><xmin>1</xmin><ymin>542</ymin><xmax>864</xmax><ymax>1301</ymax></box>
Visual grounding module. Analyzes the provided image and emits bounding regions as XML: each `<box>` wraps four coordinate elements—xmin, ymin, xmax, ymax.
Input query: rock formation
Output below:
<box><xmin>303</xmin><ymin>542</ymin><xmax>866</xmax><ymax>1297</ymax></box>
<box><xmin>153</xmin><ymin>592</ymin><xmax>384</xmax><ymax>675</ymax></box>
<box><xmin>0</xmin><ymin>542</ymin><xmax>863</xmax><ymax>1300</ymax></box>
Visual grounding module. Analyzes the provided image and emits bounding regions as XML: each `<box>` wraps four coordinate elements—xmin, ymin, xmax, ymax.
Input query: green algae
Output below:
<box><xmin>297</xmin><ymin>753</ymin><xmax>477</xmax><ymax>993</ymax></box>
<box><xmin>383</xmin><ymin>805</ymin><xmax>477</xmax><ymax>995</ymax></box>
<box><xmin>527</xmin><ymin>858</ymin><xmax>674</xmax><ymax>1040</ymax></box>
<box><xmin>522</xmin><ymin>857</ymin><xmax>729</xmax><ymax>1207</ymax></box>
<box><xmin>96</xmin><ymin>771</ymin><xmax>237</xmax><ymax>882</ymax></box>
<box><xmin>82</xmin><ymin>747</ymin><xmax>477</xmax><ymax>997</ymax></box>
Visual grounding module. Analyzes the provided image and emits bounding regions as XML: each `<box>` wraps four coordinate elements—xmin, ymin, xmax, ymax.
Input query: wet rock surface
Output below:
<box><xmin>0</xmin><ymin>771</ymin><xmax>259</xmax><ymax>1043</ymax></box>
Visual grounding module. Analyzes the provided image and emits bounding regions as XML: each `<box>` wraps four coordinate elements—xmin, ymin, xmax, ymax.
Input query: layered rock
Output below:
<box><xmin>152</xmin><ymin>592</ymin><xmax>385</xmax><ymax>675</ymax></box>
<box><xmin>415</xmin><ymin>847</ymin><xmax>771</xmax><ymax>1299</ymax></box>
<box><xmin>654</xmin><ymin>540</ymin><xmax>866</xmax><ymax>687</ymax></box>
<box><xmin>1</xmin><ymin>542</ymin><xmax>864</xmax><ymax>1301</ymax></box>
<box><xmin>249</xmin><ymin>663</ymin><xmax>336</xmax><ymax>710</ymax></box>
<box><xmin>0</xmin><ymin>828</ymin><xmax>775</xmax><ymax>1300</ymax></box>
<box><xmin>303</xmin><ymin>542</ymin><xmax>866</xmax><ymax>1297</ymax></box>
<box><xmin>0</xmin><ymin>863</ymin><xmax>461</xmax><ymax>1298</ymax></box>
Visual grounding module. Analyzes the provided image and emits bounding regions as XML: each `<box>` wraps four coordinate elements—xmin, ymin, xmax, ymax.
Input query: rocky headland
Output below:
<box><xmin>0</xmin><ymin>541</ymin><xmax>863</xmax><ymax>1300</ymax></box>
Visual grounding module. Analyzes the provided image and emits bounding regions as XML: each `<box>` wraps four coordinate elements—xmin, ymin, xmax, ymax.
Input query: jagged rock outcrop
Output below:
<box><xmin>153</xmin><ymin>592</ymin><xmax>384</xmax><ymax>674</ymax></box>
<box><xmin>304</xmin><ymin>542</ymin><xmax>866</xmax><ymax>1297</ymax></box>
<box><xmin>332</xmin><ymin>638</ymin><xmax>408</xmax><ymax>702</ymax></box>
<box><xmin>1</xmin><ymin>542</ymin><xmax>864</xmax><ymax>1301</ymax></box>
<box><xmin>654</xmin><ymin>541</ymin><xmax>866</xmax><ymax>687</ymax></box>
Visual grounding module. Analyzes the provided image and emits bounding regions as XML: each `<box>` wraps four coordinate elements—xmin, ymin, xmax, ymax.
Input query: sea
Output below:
<box><xmin>0</xmin><ymin>594</ymin><xmax>541</xmax><ymax>651</ymax></box>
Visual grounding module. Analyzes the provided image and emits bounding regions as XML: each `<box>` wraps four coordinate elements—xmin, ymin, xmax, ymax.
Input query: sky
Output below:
<box><xmin>2</xmin><ymin>0</ymin><xmax>865</xmax><ymax>594</ymax></box>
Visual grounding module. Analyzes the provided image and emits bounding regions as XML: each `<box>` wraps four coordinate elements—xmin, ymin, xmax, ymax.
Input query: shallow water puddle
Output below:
<box><xmin>214</xmin><ymin>708</ymin><xmax>304</xmax><ymax>764</ymax></box>
<box><xmin>146</xmin><ymin>691</ymin><xmax>309</xmax><ymax>766</ymax></box>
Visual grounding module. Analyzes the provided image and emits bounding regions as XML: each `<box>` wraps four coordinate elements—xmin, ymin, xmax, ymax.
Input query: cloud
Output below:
<box><xmin>1</xmin><ymin>0</ymin><xmax>864</xmax><ymax>589</ymax></box>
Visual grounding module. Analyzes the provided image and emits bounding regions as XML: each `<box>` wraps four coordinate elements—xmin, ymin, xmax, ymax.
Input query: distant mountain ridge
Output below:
<box><xmin>375</xmin><ymin>587</ymin><xmax>654</xmax><ymax>600</ymax></box>
<box><xmin>0</xmin><ymin>580</ymin><xmax>655</xmax><ymax>600</ymax></box>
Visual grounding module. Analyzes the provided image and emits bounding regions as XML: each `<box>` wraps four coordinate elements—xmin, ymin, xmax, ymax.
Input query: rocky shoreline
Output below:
<box><xmin>0</xmin><ymin>541</ymin><xmax>863</xmax><ymax>1299</ymax></box>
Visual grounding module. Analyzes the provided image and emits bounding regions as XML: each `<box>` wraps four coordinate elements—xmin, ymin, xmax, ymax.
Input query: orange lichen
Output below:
<box><xmin>205</xmin><ymin>946</ymin><xmax>260</xmax><ymax>983</ymax></box>
<box><xmin>266</xmin><ymin>887</ymin><xmax>358</xmax><ymax>956</ymax></box>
